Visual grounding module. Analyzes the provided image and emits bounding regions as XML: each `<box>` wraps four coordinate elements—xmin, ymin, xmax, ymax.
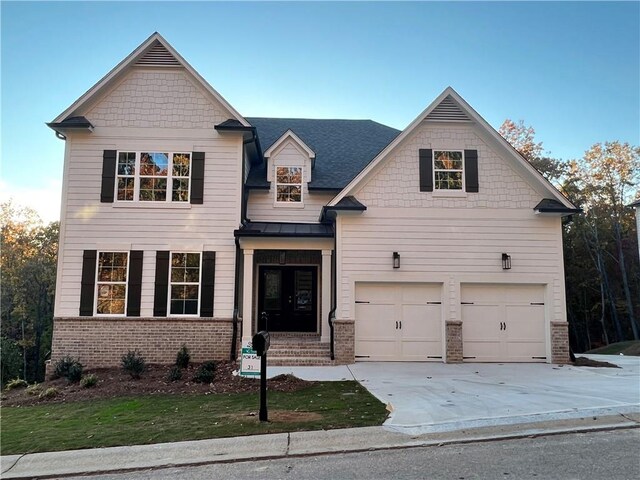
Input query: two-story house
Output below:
<box><xmin>47</xmin><ymin>33</ymin><xmax>578</xmax><ymax>370</ymax></box>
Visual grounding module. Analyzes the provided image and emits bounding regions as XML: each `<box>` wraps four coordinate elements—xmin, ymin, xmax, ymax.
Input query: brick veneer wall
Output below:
<box><xmin>550</xmin><ymin>321</ymin><xmax>570</xmax><ymax>364</ymax></box>
<box><xmin>333</xmin><ymin>319</ymin><xmax>355</xmax><ymax>365</ymax></box>
<box><xmin>445</xmin><ymin>320</ymin><xmax>463</xmax><ymax>363</ymax></box>
<box><xmin>49</xmin><ymin>317</ymin><xmax>235</xmax><ymax>371</ymax></box>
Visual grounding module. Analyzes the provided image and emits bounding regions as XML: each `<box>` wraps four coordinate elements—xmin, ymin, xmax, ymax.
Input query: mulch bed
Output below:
<box><xmin>1</xmin><ymin>362</ymin><xmax>314</xmax><ymax>407</ymax></box>
<box><xmin>572</xmin><ymin>356</ymin><xmax>621</xmax><ymax>368</ymax></box>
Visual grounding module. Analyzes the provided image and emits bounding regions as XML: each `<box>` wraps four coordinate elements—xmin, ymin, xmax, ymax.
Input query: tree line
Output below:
<box><xmin>1</xmin><ymin>124</ymin><xmax>638</xmax><ymax>384</ymax></box>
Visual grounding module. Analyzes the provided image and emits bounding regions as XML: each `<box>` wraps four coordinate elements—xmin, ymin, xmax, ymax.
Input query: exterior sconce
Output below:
<box><xmin>502</xmin><ymin>253</ymin><xmax>511</xmax><ymax>270</ymax></box>
<box><xmin>393</xmin><ymin>252</ymin><xmax>400</xmax><ymax>269</ymax></box>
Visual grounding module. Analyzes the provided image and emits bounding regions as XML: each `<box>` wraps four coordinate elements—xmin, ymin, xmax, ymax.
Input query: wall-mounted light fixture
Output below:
<box><xmin>502</xmin><ymin>253</ymin><xmax>511</xmax><ymax>270</ymax></box>
<box><xmin>393</xmin><ymin>252</ymin><xmax>401</xmax><ymax>269</ymax></box>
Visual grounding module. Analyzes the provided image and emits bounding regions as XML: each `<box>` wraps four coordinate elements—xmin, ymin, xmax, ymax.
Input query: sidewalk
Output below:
<box><xmin>2</xmin><ymin>413</ymin><xmax>639</xmax><ymax>479</ymax></box>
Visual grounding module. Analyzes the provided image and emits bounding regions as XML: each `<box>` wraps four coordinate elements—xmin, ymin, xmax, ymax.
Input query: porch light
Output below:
<box><xmin>393</xmin><ymin>252</ymin><xmax>400</xmax><ymax>269</ymax></box>
<box><xmin>502</xmin><ymin>253</ymin><xmax>511</xmax><ymax>270</ymax></box>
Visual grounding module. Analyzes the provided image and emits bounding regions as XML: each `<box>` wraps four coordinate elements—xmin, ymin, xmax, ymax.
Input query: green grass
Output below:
<box><xmin>0</xmin><ymin>382</ymin><xmax>387</xmax><ymax>455</ymax></box>
<box><xmin>586</xmin><ymin>340</ymin><xmax>640</xmax><ymax>356</ymax></box>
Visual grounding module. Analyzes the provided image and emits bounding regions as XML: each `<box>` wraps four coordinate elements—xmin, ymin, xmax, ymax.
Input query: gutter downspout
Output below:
<box><xmin>329</xmin><ymin>226</ymin><xmax>337</xmax><ymax>360</ymax></box>
<box><xmin>230</xmin><ymin>130</ymin><xmax>257</xmax><ymax>361</ymax></box>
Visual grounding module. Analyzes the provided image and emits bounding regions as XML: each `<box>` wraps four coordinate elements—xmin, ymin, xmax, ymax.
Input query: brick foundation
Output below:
<box><xmin>49</xmin><ymin>317</ymin><xmax>235</xmax><ymax>373</ymax></box>
<box><xmin>551</xmin><ymin>321</ymin><xmax>570</xmax><ymax>364</ymax></box>
<box><xmin>333</xmin><ymin>319</ymin><xmax>355</xmax><ymax>365</ymax></box>
<box><xmin>446</xmin><ymin>320</ymin><xmax>463</xmax><ymax>363</ymax></box>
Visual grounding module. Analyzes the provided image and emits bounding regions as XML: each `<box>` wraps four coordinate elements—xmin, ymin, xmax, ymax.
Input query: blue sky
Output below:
<box><xmin>1</xmin><ymin>1</ymin><xmax>639</xmax><ymax>221</ymax></box>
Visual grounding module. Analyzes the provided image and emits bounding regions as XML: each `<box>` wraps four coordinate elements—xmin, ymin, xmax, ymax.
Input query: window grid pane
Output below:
<box><xmin>170</xmin><ymin>252</ymin><xmax>200</xmax><ymax>315</ymax></box>
<box><xmin>96</xmin><ymin>252</ymin><xmax>128</xmax><ymax>315</ymax></box>
<box><xmin>433</xmin><ymin>151</ymin><xmax>464</xmax><ymax>191</ymax></box>
<box><xmin>275</xmin><ymin>167</ymin><xmax>303</xmax><ymax>203</ymax></box>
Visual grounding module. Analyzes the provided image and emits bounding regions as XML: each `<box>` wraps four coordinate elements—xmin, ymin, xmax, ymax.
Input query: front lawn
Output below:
<box><xmin>0</xmin><ymin>381</ymin><xmax>387</xmax><ymax>455</ymax></box>
<box><xmin>586</xmin><ymin>340</ymin><xmax>640</xmax><ymax>356</ymax></box>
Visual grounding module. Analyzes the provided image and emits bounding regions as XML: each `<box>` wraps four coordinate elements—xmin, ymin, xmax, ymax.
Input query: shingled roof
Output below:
<box><xmin>245</xmin><ymin>118</ymin><xmax>400</xmax><ymax>190</ymax></box>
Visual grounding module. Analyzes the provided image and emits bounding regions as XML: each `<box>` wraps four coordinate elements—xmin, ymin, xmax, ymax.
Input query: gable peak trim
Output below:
<box><xmin>264</xmin><ymin>129</ymin><xmax>316</xmax><ymax>159</ymax></box>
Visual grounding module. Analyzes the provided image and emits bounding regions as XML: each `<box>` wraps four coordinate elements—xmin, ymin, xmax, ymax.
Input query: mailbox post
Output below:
<box><xmin>252</xmin><ymin>330</ymin><xmax>270</xmax><ymax>422</ymax></box>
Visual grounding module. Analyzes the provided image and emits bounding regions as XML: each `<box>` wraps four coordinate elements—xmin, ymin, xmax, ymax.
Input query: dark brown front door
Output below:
<box><xmin>258</xmin><ymin>266</ymin><xmax>317</xmax><ymax>332</ymax></box>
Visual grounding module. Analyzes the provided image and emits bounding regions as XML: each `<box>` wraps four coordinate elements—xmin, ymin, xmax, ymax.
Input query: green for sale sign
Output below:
<box><xmin>240</xmin><ymin>342</ymin><xmax>260</xmax><ymax>377</ymax></box>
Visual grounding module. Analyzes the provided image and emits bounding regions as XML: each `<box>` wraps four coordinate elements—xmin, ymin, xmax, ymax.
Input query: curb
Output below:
<box><xmin>2</xmin><ymin>413</ymin><xmax>638</xmax><ymax>479</ymax></box>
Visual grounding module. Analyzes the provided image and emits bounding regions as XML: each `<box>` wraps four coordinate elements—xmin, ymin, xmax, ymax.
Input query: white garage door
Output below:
<box><xmin>461</xmin><ymin>284</ymin><xmax>547</xmax><ymax>362</ymax></box>
<box><xmin>355</xmin><ymin>283</ymin><xmax>442</xmax><ymax>361</ymax></box>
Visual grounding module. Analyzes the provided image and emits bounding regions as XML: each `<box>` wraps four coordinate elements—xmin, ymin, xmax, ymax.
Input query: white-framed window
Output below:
<box><xmin>433</xmin><ymin>150</ymin><xmax>464</xmax><ymax>190</ymax></box>
<box><xmin>169</xmin><ymin>252</ymin><xmax>201</xmax><ymax>315</ymax></box>
<box><xmin>275</xmin><ymin>166</ymin><xmax>303</xmax><ymax>203</ymax></box>
<box><xmin>95</xmin><ymin>251</ymin><xmax>129</xmax><ymax>315</ymax></box>
<box><xmin>117</xmin><ymin>152</ymin><xmax>191</xmax><ymax>202</ymax></box>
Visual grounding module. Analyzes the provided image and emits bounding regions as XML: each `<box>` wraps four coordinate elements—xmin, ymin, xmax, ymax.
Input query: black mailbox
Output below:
<box><xmin>252</xmin><ymin>330</ymin><xmax>270</xmax><ymax>356</ymax></box>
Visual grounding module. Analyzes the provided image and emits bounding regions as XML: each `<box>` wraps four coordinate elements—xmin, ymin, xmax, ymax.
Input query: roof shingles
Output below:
<box><xmin>246</xmin><ymin>118</ymin><xmax>400</xmax><ymax>190</ymax></box>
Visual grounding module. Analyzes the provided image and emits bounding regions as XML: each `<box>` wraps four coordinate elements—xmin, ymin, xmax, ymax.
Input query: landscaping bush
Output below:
<box><xmin>53</xmin><ymin>356</ymin><xmax>83</xmax><ymax>381</ymax></box>
<box><xmin>26</xmin><ymin>384</ymin><xmax>42</xmax><ymax>396</ymax></box>
<box><xmin>80</xmin><ymin>374</ymin><xmax>98</xmax><ymax>388</ymax></box>
<box><xmin>38</xmin><ymin>387</ymin><xmax>58</xmax><ymax>399</ymax></box>
<box><xmin>192</xmin><ymin>361</ymin><xmax>216</xmax><ymax>384</ymax></box>
<box><xmin>121</xmin><ymin>350</ymin><xmax>146</xmax><ymax>379</ymax></box>
<box><xmin>166</xmin><ymin>366</ymin><xmax>183</xmax><ymax>382</ymax></box>
<box><xmin>66</xmin><ymin>362</ymin><xmax>83</xmax><ymax>383</ymax></box>
<box><xmin>175</xmin><ymin>344</ymin><xmax>190</xmax><ymax>369</ymax></box>
<box><xmin>5</xmin><ymin>378</ymin><xmax>28</xmax><ymax>391</ymax></box>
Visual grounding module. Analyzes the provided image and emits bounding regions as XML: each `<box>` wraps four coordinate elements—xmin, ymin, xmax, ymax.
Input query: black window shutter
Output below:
<box><xmin>191</xmin><ymin>152</ymin><xmax>205</xmax><ymax>204</ymax></box>
<box><xmin>464</xmin><ymin>150</ymin><xmax>479</xmax><ymax>193</ymax></box>
<box><xmin>200</xmin><ymin>251</ymin><xmax>216</xmax><ymax>317</ymax></box>
<box><xmin>126</xmin><ymin>251</ymin><xmax>144</xmax><ymax>317</ymax></box>
<box><xmin>80</xmin><ymin>250</ymin><xmax>97</xmax><ymax>316</ymax></box>
<box><xmin>419</xmin><ymin>149</ymin><xmax>433</xmax><ymax>192</ymax></box>
<box><xmin>153</xmin><ymin>251</ymin><xmax>170</xmax><ymax>317</ymax></box>
<box><xmin>101</xmin><ymin>150</ymin><xmax>117</xmax><ymax>203</ymax></box>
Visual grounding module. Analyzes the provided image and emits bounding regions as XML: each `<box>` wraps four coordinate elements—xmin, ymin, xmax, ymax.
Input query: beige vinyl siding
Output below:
<box><xmin>247</xmin><ymin>190</ymin><xmax>334</xmax><ymax>222</ymax></box>
<box><xmin>54</xmin><ymin>68</ymin><xmax>243</xmax><ymax>318</ymax></box>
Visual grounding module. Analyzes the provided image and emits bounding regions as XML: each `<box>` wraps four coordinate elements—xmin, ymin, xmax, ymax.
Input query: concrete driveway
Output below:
<box><xmin>270</xmin><ymin>355</ymin><xmax>640</xmax><ymax>435</ymax></box>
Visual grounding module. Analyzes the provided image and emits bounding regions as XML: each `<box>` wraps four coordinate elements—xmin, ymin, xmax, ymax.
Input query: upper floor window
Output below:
<box><xmin>169</xmin><ymin>252</ymin><xmax>201</xmax><ymax>315</ymax></box>
<box><xmin>117</xmin><ymin>152</ymin><xmax>191</xmax><ymax>202</ymax></box>
<box><xmin>275</xmin><ymin>166</ymin><xmax>303</xmax><ymax>203</ymax></box>
<box><xmin>96</xmin><ymin>251</ymin><xmax>128</xmax><ymax>315</ymax></box>
<box><xmin>433</xmin><ymin>150</ymin><xmax>464</xmax><ymax>190</ymax></box>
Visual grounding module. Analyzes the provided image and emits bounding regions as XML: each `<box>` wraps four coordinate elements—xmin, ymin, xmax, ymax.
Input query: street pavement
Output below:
<box><xmin>2</xmin><ymin>355</ymin><xmax>639</xmax><ymax>479</ymax></box>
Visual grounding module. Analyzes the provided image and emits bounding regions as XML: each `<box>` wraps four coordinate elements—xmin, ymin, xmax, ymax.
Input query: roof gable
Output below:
<box><xmin>329</xmin><ymin>87</ymin><xmax>577</xmax><ymax>210</ymax></box>
<box><xmin>264</xmin><ymin>129</ymin><xmax>316</xmax><ymax>160</ymax></box>
<box><xmin>49</xmin><ymin>32</ymin><xmax>248</xmax><ymax>127</ymax></box>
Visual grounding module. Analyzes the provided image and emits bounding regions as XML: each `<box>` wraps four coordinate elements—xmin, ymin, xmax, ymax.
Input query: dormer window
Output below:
<box><xmin>434</xmin><ymin>150</ymin><xmax>464</xmax><ymax>190</ymax></box>
<box><xmin>276</xmin><ymin>166</ymin><xmax>303</xmax><ymax>203</ymax></box>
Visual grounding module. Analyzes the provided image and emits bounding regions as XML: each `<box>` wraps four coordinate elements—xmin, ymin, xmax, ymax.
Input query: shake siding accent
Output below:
<box><xmin>247</xmin><ymin>191</ymin><xmax>334</xmax><ymax>222</ymax></box>
<box><xmin>54</xmin><ymin>69</ymin><xmax>243</xmax><ymax>319</ymax></box>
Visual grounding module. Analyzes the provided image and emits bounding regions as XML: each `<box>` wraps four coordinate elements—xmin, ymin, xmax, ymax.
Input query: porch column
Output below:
<box><xmin>321</xmin><ymin>249</ymin><xmax>332</xmax><ymax>343</ymax></box>
<box><xmin>242</xmin><ymin>249</ymin><xmax>254</xmax><ymax>343</ymax></box>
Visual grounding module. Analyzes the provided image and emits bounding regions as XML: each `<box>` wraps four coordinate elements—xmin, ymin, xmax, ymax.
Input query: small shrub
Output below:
<box><xmin>121</xmin><ymin>350</ymin><xmax>146</xmax><ymax>379</ymax></box>
<box><xmin>166</xmin><ymin>366</ymin><xmax>183</xmax><ymax>382</ymax></box>
<box><xmin>192</xmin><ymin>361</ymin><xmax>216</xmax><ymax>384</ymax></box>
<box><xmin>38</xmin><ymin>387</ymin><xmax>59</xmax><ymax>399</ymax></box>
<box><xmin>80</xmin><ymin>374</ymin><xmax>98</xmax><ymax>388</ymax></box>
<box><xmin>5</xmin><ymin>378</ymin><xmax>28</xmax><ymax>391</ymax></box>
<box><xmin>53</xmin><ymin>356</ymin><xmax>78</xmax><ymax>379</ymax></box>
<box><xmin>175</xmin><ymin>344</ymin><xmax>191</xmax><ymax>369</ymax></box>
<box><xmin>26</xmin><ymin>384</ymin><xmax>42</xmax><ymax>396</ymax></box>
<box><xmin>67</xmin><ymin>362</ymin><xmax>83</xmax><ymax>383</ymax></box>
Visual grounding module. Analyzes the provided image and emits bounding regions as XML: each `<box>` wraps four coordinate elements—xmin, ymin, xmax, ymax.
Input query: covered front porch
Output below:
<box><xmin>235</xmin><ymin>222</ymin><xmax>335</xmax><ymax>365</ymax></box>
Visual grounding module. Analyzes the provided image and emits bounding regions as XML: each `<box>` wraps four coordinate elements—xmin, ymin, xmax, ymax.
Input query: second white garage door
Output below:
<box><xmin>461</xmin><ymin>284</ymin><xmax>547</xmax><ymax>362</ymax></box>
<box><xmin>355</xmin><ymin>283</ymin><xmax>442</xmax><ymax>361</ymax></box>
